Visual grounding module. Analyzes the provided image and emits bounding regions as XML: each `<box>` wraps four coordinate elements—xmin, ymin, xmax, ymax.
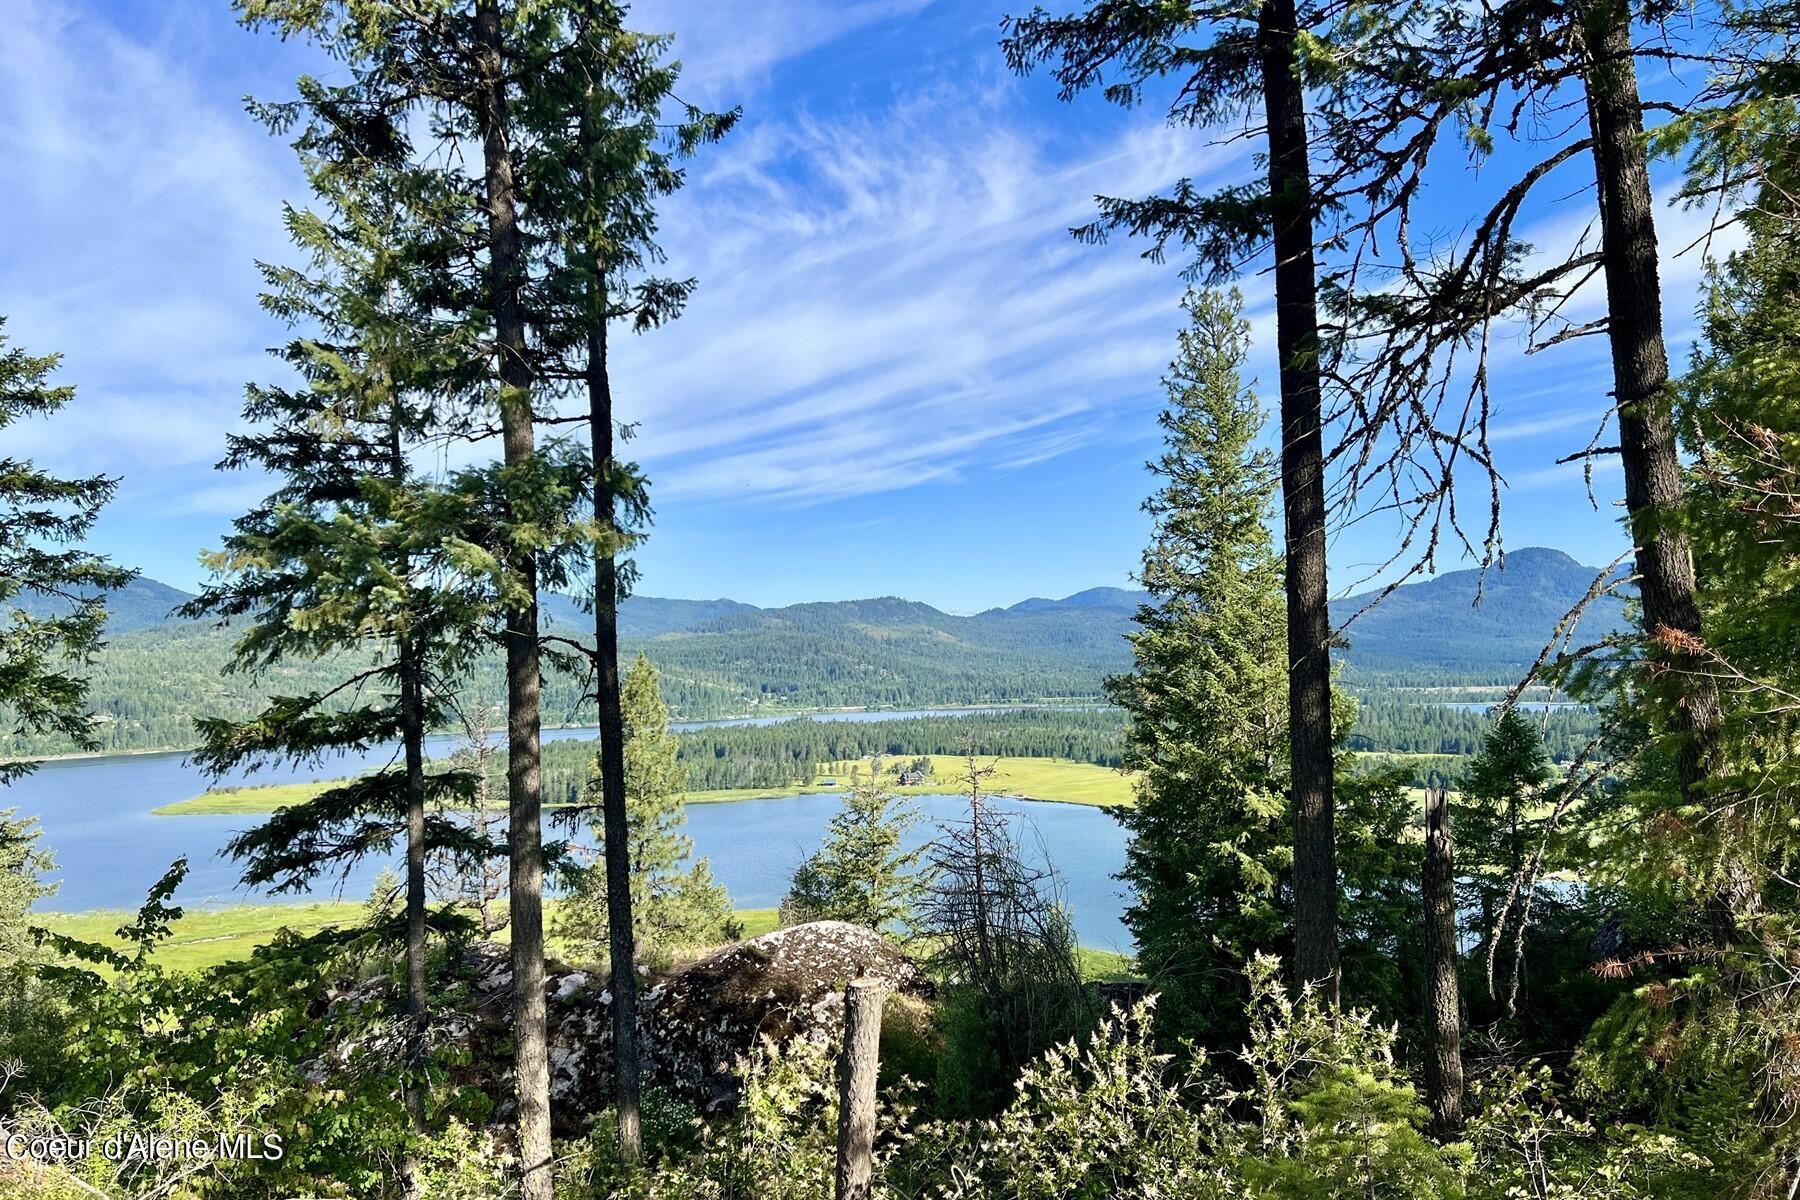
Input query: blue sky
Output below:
<box><xmin>0</xmin><ymin>0</ymin><xmax>1729</xmax><ymax>612</ymax></box>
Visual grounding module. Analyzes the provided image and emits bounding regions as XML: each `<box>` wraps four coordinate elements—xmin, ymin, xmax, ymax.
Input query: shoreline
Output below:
<box><xmin>1</xmin><ymin>700</ymin><xmax>1111</xmax><ymax>769</ymax></box>
<box><xmin>156</xmin><ymin>754</ymin><xmax>1137</xmax><ymax>815</ymax></box>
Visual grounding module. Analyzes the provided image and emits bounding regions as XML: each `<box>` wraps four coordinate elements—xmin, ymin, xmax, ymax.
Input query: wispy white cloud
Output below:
<box><xmin>1510</xmin><ymin>454</ymin><xmax>1623</xmax><ymax>493</ymax></box>
<box><xmin>633</xmin><ymin>0</ymin><xmax>937</xmax><ymax>103</ymax></box>
<box><xmin>585</xmin><ymin>86</ymin><xmax>1242</xmax><ymax>504</ymax></box>
<box><xmin>7</xmin><ymin>0</ymin><xmax>1229</xmax><ymax>523</ymax></box>
<box><xmin>1487</xmin><ymin>403</ymin><xmax>1609</xmax><ymax>444</ymax></box>
<box><xmin>0</xmin><ymin>0</ymin><xmax>298</xmax><ymax>479</ymax></box>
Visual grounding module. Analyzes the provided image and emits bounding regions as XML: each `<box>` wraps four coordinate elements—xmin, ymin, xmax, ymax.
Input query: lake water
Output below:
<box><xmin>5</xmin><ymin>708</ymin><xmax>1134</xmax><ymax>952</ymax></box>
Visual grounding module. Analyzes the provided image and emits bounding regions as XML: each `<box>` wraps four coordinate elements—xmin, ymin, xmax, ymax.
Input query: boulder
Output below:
<box><xmin>635</xmin><ymin>920</ymin><xmax>929</xmax><ymax>1112</ymax></box>
<box><xmin>431</xmin><ymin>921</ymin><xmax>929</xmax><ymax>1124</ymax></box>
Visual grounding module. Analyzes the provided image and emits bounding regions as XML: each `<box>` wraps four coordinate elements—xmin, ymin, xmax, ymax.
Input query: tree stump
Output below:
<box><xmin>835</xmin><ymin>977</ymin><xmax>889</xmax><ymax>1200</ymax></box>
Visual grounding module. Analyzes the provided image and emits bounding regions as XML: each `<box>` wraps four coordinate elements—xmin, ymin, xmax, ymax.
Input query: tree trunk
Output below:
<box><xmin>1580</xmin><ymin>0</ymin><xmax>1720</xmax><ymax>802</ymax></box>
<box><xmin>587</xmin><ymin>290</ymin><xmax>644</xmax><ymax>1164</ymax></box>
<box><xmin>835</xmin><ymin>979</ymin><xmax>889</xmax><ymax>1200</ymax></box>
<box><xmin>399</xmin><ymin>639</ymin><xmax>429</xmax><ymax>1199</ymax></box>
<box><xmin>1259</xmin><ymin>0</ymin><xmax>1339</xmax><ymax>1002</ymax></box>
<box><xmin>1581</xmin><ymin>1</ymin><xmax>1751</xmax><ymax>936</ymax></box>
<box><xmin>473</xmin><ymin>5</ymin><xmax>553</xmax><ymax>1197</ymax></box>
<box><xmin>1421</xmin><ymin>786</ymin><xmax>1465</xmax><ymax>1136</ymax></box>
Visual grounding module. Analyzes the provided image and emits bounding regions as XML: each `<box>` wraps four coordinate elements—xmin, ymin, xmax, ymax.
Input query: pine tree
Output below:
<box><xmin>783</xmin><ymin>767</ymin><xmax>930</xmax><ymax>932</ymax></box>
<box><xmin>232</xmin><ymin>8</ymin><xmax>607</xmax><ymax>1189</ymax></box>
<box><xmin>1106</xmin><ymin>289</ymin><xmax>1291</xmax><ymax>1043</ymax></box>
<box><xmin>0</xmin><ymin>328</ymin><xmax>129</xmax><ymax>1101</ymax></box>
<box><xmin>0</xmin><ymin>810</ymin><xmax>53</xmax><ymax>969</ymax></box>
<box><xmin>1617</xmin><ymin>176</ymin><xmax>1800</xmax><ymax>1156</ymax></box>
<box><xmin>523</xmin><ymin>9</ymin><xmax>736</xmax><ymax>1157</ymax></box>
<box><xmin>466</xmin><ymin>8</ymin><xmax>559</xmax><ymax>1188</ymax></box>
<box><xmin>1458</xmin><ymin>710</ymin><xmax>1557</xmax><ymax>946</ymax></box>
<box><xmin>0</xmin><ymin>319</ymin><xmax>135</xmax><ymax>786</ymax></box>
<box><xmin>180</xmin><ymin>110</ymin><xmax>498</xmax><ymax>1181</ymax></box>
<box><xmin>559</xmin><ymin>655</ymin><xmax>737</xmax><ymax>957</ymax></box>
<box><xmin>1005</xmin><ymin>0</ymin><xmax>1342</xmax><ymax>999</ymax></box>
<box><xmin>1678</xmin><ymin>194</ymin><xmax>1800</xmax><ymax>895</ymax></box>
<box><xmin>1454</xmin><ymin>708</ymin><xmax>1601</xmax><ymax>1041</ymax></box>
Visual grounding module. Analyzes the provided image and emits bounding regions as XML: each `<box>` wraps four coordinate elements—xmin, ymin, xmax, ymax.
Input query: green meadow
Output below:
<box><xmin>32</xmin><ymin>902</ymin><xmax>1132</xmax><ymax>980</ymax></box>
<box><xmin>158</xmin><ymin>753</ymin><xmax>1139</xmax><ymax>816</ymax></box>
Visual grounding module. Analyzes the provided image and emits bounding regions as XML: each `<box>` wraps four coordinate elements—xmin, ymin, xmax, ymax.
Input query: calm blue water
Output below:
<box><xmin>4</xmin><ymin>708</ymin><xmax>1134</xmax><ymax>952</ymax></box>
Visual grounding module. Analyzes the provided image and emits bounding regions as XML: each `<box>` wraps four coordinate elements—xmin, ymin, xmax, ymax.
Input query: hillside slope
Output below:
<box><xmin>15</xmin><ymin>576</ymin><xmax>196</xmax><ymax>634</ymax></box>
<box><xmin>1329</xmin><ymin>548</ymin><xmax>1629</xmax><ymax>675</ymax></box>
<box><xmin>0</xmin><ymin>547</ymin><xmax>1629</xmax><ymax>757</ymax></box>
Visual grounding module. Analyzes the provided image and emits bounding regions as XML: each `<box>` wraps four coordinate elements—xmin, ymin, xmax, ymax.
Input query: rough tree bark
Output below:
<box><xmin>473</xmin><ymin>4</ymin><xmax>553</xmax><ymax>1196</ymax></box>
<box><xmin>835</xmin><ymin>978</ymin><xmax>890</xmax><ymax>1200</ymax></box>
<box><xmin>399</xmin><ymin>639</ymin><xmax>429</xmax><ymax>1199</ymax></box>
<box><xmin>587</xmin><ymin>292</ymin><xmax>644</xmax><ymax>1164</ymax></box>
<box><xmin>387</xmin><ymin>402</ymin><xmax>431</xmax><ymax>1199</ymax></box>
<box><xmin>1580</xmin><ymin>0</ymin><xmax>1721</xmax><ymax>808</ymax></box>
<box><xmin>1259</xmin><ymin>0</ymin><xmax>1340</xmax><ymax>1002</ymax></box>
<box><xmin>1421</xmin><ymin>786</ymin><xmax>1465</xmax><ymax>1136</ymax></box>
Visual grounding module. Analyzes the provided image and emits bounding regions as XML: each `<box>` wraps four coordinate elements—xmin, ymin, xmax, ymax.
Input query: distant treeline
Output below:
<box><xmin>1346</xmin><ymin>701</ymin><xmax>1600</xmax><ymax>761</ymax></box>
<box><xmin>531</xmin><ymin>707</ymin><xmax>1131</xmax><ymax>803</ymax></box>
<box><xmin>0</xmin><ymin>616</ymin><xmax>1117</xmax><ymax>759</ymax></box>
<box><xmin>0</xmin><ymin>626</ymin><xmax>1597</xmax><ymax>772</ymax></box>
<box><xmin>0</xmin><ymin>629</ymin><xmax>754</xmax><ymax>760</ymax></box>
<box><xmin>522</xmin><ymin>701</ymin><xmax>1596</xmax><ymax>803</ymax></box>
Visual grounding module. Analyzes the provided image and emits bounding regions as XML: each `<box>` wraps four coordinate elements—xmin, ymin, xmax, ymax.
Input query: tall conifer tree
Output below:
<box><xmin>523</xmin><ymin>8</ymin><xmax>735</xmax><ymax>1157</ymax></box>
<box><xmin>465</xmin><ymin>8</ymin><xmax>560</xmax><ymax>1190</ymax></box>
<box><xmin>1107</xmin><ymin>289</ymin><xmax>1290</xmax><ymax>1041</ymax></box>
<box><xmin>182</xmin><ymin>114</ymin><xmax>495</xmax><ymax>1184</ymax></box>
<box><xmin>1005</xmin><ymin>0</ymin><xmax>1343</xmax><ymax>997</ymax></box>
<box><xmin>234</xmin><ymin>6</ymin><xmax>602</xmax><ymax>1190</ymax></box>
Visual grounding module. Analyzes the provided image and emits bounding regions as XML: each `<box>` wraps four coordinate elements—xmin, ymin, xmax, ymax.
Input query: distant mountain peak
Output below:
<box><xmin>14</xmin><ymin>576</ymin><xmax>197</xmax><ymax>634</ymax></box>
<box><xmin>1499</xmin><ymin>546</ymin><xmax>1582</xmax><ymax>568</ymax></box>
<box><xmin>1332</xmin><ymin>545</ymin><xmax>1629</xmax><ymax>675</ymax></box>
<box><xmin>1000</xmin><ymin>586</ymin><xmax>1143</xmax><ymax>616</ymax></box>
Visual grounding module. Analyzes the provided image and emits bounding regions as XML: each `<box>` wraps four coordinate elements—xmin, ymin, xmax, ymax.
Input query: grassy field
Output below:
<box><xmin>159</xmin><ymin>754</ymin><xmax>1138</xmax><ymax>816</ymax></box>
<box><xmin>35</xmin><ymin>901</ymin><xmax>369</xmax><ymax>972</ymax></box>
<box><xmin>687</xmin><ymin>754</ymin><xmax>1135</xmax><ymax>807</ymax></box>
<box><xmin>152</xmin><ymin>778</ymin><xmax>354</xmax><ymax>815</ymax></box>
<box><xmin>32</xmin><ymin>902</ymin><xmax>1132</xmax><ymax>981</ymax></box>
<box><xmin>33</xmin><ymin>902</ymin><xmax>786</xmax><ymax>975</ymax></box>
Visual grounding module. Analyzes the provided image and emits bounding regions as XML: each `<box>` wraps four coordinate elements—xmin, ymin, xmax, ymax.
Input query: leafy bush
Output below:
<box><xmin>584</xmin><ymin>1033</ymin><xmax>919</xmax><ymax>1200</ymax></box>
<box><xmin>918</xmin><ymin>958</ymin><xmax>1458</xmax><ymax>1199</ymax></box>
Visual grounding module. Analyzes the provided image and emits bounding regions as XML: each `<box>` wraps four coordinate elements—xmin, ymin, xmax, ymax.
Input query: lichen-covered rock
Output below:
<box><xmin>636</xmin><ymin>920</ymin><xmax>929</xmax><ymax>1112</ymax></box>
<box><xmin>406</xmin><ymin>921</ymin><xmax>929</xmax><ymax>1126</ymax></box>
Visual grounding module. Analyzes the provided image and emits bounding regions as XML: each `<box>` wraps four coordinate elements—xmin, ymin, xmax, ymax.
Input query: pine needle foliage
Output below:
<box><xmin>1107</xmin><ymin>288</ymin><xmax>1290</xmax><ymax>1044</ymax></box>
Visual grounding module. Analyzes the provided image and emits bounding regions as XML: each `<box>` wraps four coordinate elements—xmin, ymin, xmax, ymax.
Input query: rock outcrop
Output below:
<box><xmin>312</xmin><ymin>921</ymin><xmax>929</xmax><ymax>1128</ymax></box>
<box><xmin>635</xmin><ymin>920</ymin><xmax>929</xmax><ymax>1112</ymax></box>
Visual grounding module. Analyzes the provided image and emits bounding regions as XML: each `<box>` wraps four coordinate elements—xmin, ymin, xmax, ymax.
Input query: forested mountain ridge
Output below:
<box><xmin>0</xmin><ymin>547</ymin><xmax>1627</xmax><ymax>758</ymax></box>
<box><xmin>1328</xmin><ymin>547</ymin><xmax>1631</xmax><ymax>676</ymax></box>
<box><xmin>997</xmin><ymin>586</ymin><xmax>1143</xmax><ymax>614</ymax></box>
<box><xmin>13</xmin><ymin>576</ymin><xmax>197</xmax><ymax>634</ymax></box>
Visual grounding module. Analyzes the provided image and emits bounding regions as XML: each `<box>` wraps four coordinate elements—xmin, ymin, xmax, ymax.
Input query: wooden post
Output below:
<box><xmin>1421</xmin><ymin>786</ymin><xmax>1465</xmax><ymax>1136</ymax></box>
<box><xmin>835</xmin><ymin>978</ymin><xmax>889</xmax><ymax>1200</ymax></box>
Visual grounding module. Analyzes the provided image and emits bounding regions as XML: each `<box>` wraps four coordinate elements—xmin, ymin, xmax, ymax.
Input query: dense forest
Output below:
<box><xmin>2</xmin><ymin>0</ymin><xmax>1797</xmax><ymax>1198</ymax></box>
<box><xmin>528</xmin><ymin>702</ymin><xmax>1602</xmax><ymax>804</ymax></box>
<box><xmin>535</xmin><ymin>708</ymin><xmax>1133</xmax><ymax>800</ymax></box>
<box><xmin>1</xmin><ymin>566</ymin><xmax>1610</xmax><ymax>761</ymax></box>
